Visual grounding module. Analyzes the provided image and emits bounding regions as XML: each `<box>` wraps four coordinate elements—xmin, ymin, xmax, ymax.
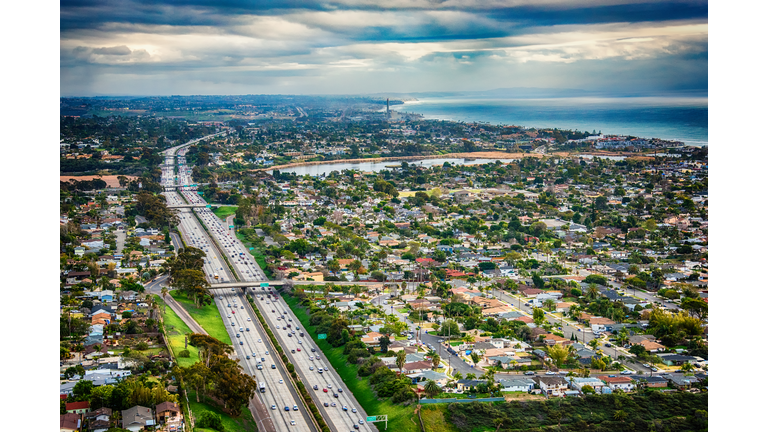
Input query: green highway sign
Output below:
<box><xmin>318</xmin><ymin>334</ymin><xmax>327</xmax><ymax>340</ymax></box>
<box><xmin>366</xmin><ymin>417</ymin><xmax>376</xmax><ymax>422</ymax></box>
<box><xmin>206</xmin><ymin>204</ymin><xmax>211</xmax><ymax>208</ymax></box>
<box><xmin>229</xmin><ymin>225</ymin><xmax>234</xmax><ymax>229</ymax></box>
<box><xmin>260</xmin><ymin>282</ymin><xmax>269</xmax><ymax>287</ymax></box>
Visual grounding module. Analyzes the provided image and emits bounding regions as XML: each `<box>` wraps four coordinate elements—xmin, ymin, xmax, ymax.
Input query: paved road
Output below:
<box><xmin>146</xmin><ymin>275</ymin><xmax>208</xmax><ymax>335</ymax></box>
<box><xmin>162</xmin><ymin>143</ymin><xmax>310</xmax><ymax>432</ymax></box>
<box><xmin>200</xmin><ymin>205</ymin><xmax>374</xmax><ymax>432</ymax></box>
<box><xmin>115</xmin><ymin>230</ymin><xmax>126</xmax><ymax>254</ymax></box>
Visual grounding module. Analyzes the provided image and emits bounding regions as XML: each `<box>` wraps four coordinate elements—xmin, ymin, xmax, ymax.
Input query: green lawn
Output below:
<box><xmin>397</xmin><ymin>308</ymin><xmax>410</xmax><ymax>314</ymax></box>
<box><xmin>169</xmin><ymin>290</ymin><xmax>232</xmax><ymax>345</ymax></box>
<box><xmin>213</xmin><ymin>206</ymin><xmax>238</xmax><ymax>220</ymax></box>
<box><xmin>283</xmin><ymin>294</ymin><xmax>422</xmax><ymax>432</ymax></box>
<box><xmin>187</xmin><ymin>390</ymin><xmax>258</xmax><ymax>432</ymax></box>
<box><xmin>155</xmin><ymin>295</ymin><xmax>200</xmax><ymax>368</ymax></box>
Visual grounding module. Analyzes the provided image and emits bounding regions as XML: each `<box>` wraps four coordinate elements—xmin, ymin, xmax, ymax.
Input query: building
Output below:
<box><xmin>121</xmin><ymin>405</ymin><xmax>155</xmax><ymax>431</ymax></box>
<box><xmin>533</xmin><ymin>376</ymin><xmax>569</xmax><ymax>396</ymax></box>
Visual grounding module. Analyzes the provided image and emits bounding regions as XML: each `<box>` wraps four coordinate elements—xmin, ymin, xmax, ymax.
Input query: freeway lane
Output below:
<box><xmin>161</xmin><ymin>141</ymin><xmax>312</xmax><ymax>432</ymax></box>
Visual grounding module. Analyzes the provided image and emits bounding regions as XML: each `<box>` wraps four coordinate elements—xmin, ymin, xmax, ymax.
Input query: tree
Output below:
<box><xmin>532</xmin><ymin>307</ymin><xmax>545</xmax><ymax>325</ymax></box>
<box><xmin>424</xmin><ymin>380</ymin><xmax>441</xmax><ymax>398</ymax></box>
<box><xmin>327</xmin><ymin>259</ymin><xmax>340</xmax><ymax>274</ymax></box>
<box><xmin>470</xmin><ymin>352</ymin><xmax>481</xmax><ymax>366</ymax></box>
<box><xmin>426</xmin><ymin>350</ymin><xmax>441</xmax><ymax>370</ymax></box>
<box><xmin>396</xmin><ymin>350</ymin><xmax>407</xmax><ymax>374</ymax></box>
<box><xmin>584</xmin><ymin>274</ymin><xmax>608</xmax><ymax>285</ymax></box>
<box><xmin>613</xmin><ymin>409</ymin><xmax>628</xmax><ymax>421</ymax></box>
<box><xmin>439</xmin><ymin>319</ymin><xmax>460</xmax><ymax>338</ymax></box>
<box><xmin>680</xmin><ymin>362</ymin><xmax>695</xmax><ymax>372</ymax></box>
<box><xmin>585</xmin><ymin>283</ymin><xmax>600</xmax><ymax>300</ymax></box>
<box><xmin>379</xmin><ymin>335</ymin><xmax>391</xmax><ymax>353</ymax></box>
<box><xmin>548</xmin><ymin>344</ymin><xmax>569</xmax><ymax>368</ymax></box>
<box><xmin>542</xmin><ymin>298</ymin><xmax>556</xmax><ymax>312</ymax></box>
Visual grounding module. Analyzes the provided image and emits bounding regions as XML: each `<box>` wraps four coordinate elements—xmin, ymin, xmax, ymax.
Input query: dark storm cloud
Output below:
<box><xmin>59</xmin><ymin>0</ymin><xmax>707</xmax><ymax>96</ymax></box>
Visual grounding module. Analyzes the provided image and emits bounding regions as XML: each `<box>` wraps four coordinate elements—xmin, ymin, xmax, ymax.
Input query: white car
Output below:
<box><xmin>279</xmin><ymin>379</ymin><xmax>284</xmax><ymax>384</ymax></box>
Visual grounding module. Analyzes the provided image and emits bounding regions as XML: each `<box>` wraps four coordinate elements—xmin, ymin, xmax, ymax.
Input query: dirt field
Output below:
<box><xmin>60</xmin><ymin>175</ymin><xmax>138</xmax><ymax>188</ymax></box>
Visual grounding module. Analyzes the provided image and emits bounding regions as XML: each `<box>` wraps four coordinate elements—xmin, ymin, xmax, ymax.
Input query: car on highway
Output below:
<box><xmin>524</xmin><ymin>371</ymin><xmax>535</xmax><ymax>376</ymax></box>
<box><xmin>331</xmin><ymin>403</ymin><xmax>336</xmax><ymax>407</ymax></box>
<box><xmin>293</xmin><ymin>405</ymin><xmax>298</xmax><ymax>411</ymax></box>
<box><xmin>284</xmin><ymin>406</ymin><xmax>290</xmax><ymax>411</ymax></box>
<box><xmin>342</xmin><ymin>406</ymin><xmax>348</xmax><ymax>411</ymax></box>
<box><xmin>290</xmin><ymin>420</ymin><xmax>296</xmax><ymax>426</ymax></box>
<box><xmin>354</xmin><ymin>425</ymin><xmax>360</xmax><ymax>429</ymax></box>
<box><xmin>313</xmin><ymin>385</ymin><xmax>318</xmax><ymax>390</ymax></box>
<box><xmin>271</xmin><ymin>364</ymin><xmax>276</xmax><ymax>369</ymax></box>
<box><xmin>324</xmin><ymin>402</ymin><xmax>329</xmax><ymax>407</ymax></box>
<box><xmin>621</xmin><ymin>370</ymin><xmax>633</xmax><ymax>375</ymax></box>
<box><xmin>333</xmin><ymin>393</ymin><xmax>338</xmax><ymax>398</ymax></box>
<box><xmin>352</xmin><ymin>408</ymin><xmax>357</xmax><ymax>413</ymax></box>
<box><xmin>239</xmin><ymin>341</ymin><xmax>243</xmax><ymax>345</ymax></box>
<box><xmin>297</xmin><ymin>348</ymin><xmax>301</xmax><ymax>352</ymax></box>
<box><xmin>323</xmin><ymin>388</ymin><xmax>328</xmax><ymax>393</ymax></box>
<box><xmin>271</xmin><ymin>405</ymin><xmax>276</xmax><ymax>410</ymax></box>
<box><xmin>279</xmin><ymin>379</ymin><xmax>283</xmax><ymax>384</ymax></box>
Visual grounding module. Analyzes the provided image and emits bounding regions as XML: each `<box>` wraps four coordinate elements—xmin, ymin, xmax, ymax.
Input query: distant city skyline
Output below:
<box><xmin>61</xmin><ymin>0</ymin><xmax>708</xmax><ymax>97</ymax></box>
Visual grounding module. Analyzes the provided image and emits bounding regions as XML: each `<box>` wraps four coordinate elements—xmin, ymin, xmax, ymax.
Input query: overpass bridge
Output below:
<box><xmin>168</xmin><ymin>204</ymin><xmax>208</xmax><ymax>209</ymax></box>
<box><xmin>207</xmin><ymin>280</ymin><xmax>387</xmax><ymax>289</ymax></box>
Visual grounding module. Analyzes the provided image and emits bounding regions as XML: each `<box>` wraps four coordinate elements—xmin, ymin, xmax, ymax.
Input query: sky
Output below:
<box><xmin>60</xmin><ymin>0</ymin><xmax>708</xmax><ymax>96</ymax></box>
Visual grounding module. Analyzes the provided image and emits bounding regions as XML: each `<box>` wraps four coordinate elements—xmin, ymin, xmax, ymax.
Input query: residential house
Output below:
<box><xmin>121</xmin><ymin>405</ymin><xmax>155</xmax><ymax>432</ymax></box>
<box><xmin>155</xmin><ymin>401</ymin><xmax>181</xmax><ymax>427</ymax></box>
<box><xmin>66</xmin><ymin>401</ymin><xmax>90</xmax><ymax>414</ymax></box>
<box><xmin>568</xmin><ymin>377</ymin><xmax>606</xmax><ymax>393</ymax></box>
<box><xmin>456</xmin><ymin>379</ymin><xmax>486</xmax><ymax>392</ymax></box>
<box><xmin>402</xmin><ymin>361</ymin><xmax>433</xmax><ymax>374</ymax></box>
<box><xmin>599</xmin><ymin>376</ymin><xmax>636</xmax><ymax>392</ymax></box>
<box><xmin>668</xmin><ymin>375</ymin><xmax>700</xmax><ymax>390</ymax></box>
<box><xmin>407</xmin><ymin>370</ymin><xmax>450</xmax><ymax>387</ymax></box>
<box><xmin>632</xmin><ymin>375</ymin><xmax>668</xmax><ymax>388</ymax></box>
<box><xmin>60</xmin><ymin>413</ymin><xmax>82</xmax><ymax>432</ymax></box>
<box><xmin>533</xmin><ymin>376</ymin><xmax>569</xmax><ymax>396</ymax></box>
<box><xmin>497</xmin><ymin>378</ymin><xmax>535</xmax><ymax>392</ymax></box>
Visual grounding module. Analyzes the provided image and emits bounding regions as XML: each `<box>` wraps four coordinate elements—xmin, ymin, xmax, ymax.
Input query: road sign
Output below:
<box><xmin>206</xmin><ymin>205</ymin><xmax>211</xmax><ymax>208</ymax></box>
<box><xmin>318</xmin><ymin>334</ymin><xmax>327</xmax><ymax>340</ymax></box>
<box><xmin>260</xmin><ymin>282</ymin><xmax>269</xmax><ymax>288</ymax></box>
<box><xmin>249</xmin><ymin>247</ymin><xmax>254</xmax><ymax>250</ymax></box>
<box><xmin>229</xmin><ymin>225</ymin><xmax>234</xmax><ymax>229</ymax></box>
<box><xmin>366</xmin><ymin>417</ymin><xmax>376</xmax><ymax>422</ymax></box>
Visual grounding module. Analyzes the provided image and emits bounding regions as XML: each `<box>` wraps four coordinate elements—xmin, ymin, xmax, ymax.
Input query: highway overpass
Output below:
<box><xmin>207</xmin><ymin>280</ymin><xmax>387</xmax><ymax>289</ymax></box>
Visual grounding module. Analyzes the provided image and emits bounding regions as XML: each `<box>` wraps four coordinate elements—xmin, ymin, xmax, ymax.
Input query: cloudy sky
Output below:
<box><xmin>60</xmin><ymin>0</ymin><xmax>708</xmax><ymax>96</ymax></box>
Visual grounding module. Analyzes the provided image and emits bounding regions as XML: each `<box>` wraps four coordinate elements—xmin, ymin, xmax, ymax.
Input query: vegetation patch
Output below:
<box><xmin>187</xmin><ymin>390</ymin><xmax>258</xmax><ymax>432</ymax></box>
<box><xmin>169</xmin><ymin>290</ymin><xmax>232</xmax><ymax>345</ymax></box>
<box><xmin>213</xmin><ymin>205</ymin><xmax>238</xmax><ymax>220</ymax></box>
<box><xmin>155</xmin><ymin>295</ymin><xmax>200</xmax><ymax>367</ymax></box>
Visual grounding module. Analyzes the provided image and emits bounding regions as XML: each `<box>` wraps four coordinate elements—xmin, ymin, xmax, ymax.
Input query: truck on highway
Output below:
<box><xmin>259</xmin><ymin>382</ymin><xmax>266</xmax><ymax>393</ymax></box>
<box><xmin>214</xmin><ymin>273</ymin><xmax>219</xmax><ymax>280</ymax></box>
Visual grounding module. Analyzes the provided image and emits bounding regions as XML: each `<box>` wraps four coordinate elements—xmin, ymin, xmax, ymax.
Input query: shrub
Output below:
<box><xmin>136</xmin><ymin>342</ymin><xmax>149</xmax><ymax>351</ymax></box>
<box><xmin>178</xmin><ymin>350</ymin><xmax>190</xmax><ymax>358</ymax></box>
<box><xmin>196</xmin><ymin>410</ymin><xmax>224</xmax><ymax>431</ymax></box>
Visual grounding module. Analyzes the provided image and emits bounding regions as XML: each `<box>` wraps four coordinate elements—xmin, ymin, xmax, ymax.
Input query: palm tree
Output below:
<box><xmin>424</xmin><ymin>380</ymin><xmax>441</xmax><ymax>398</ymax></box>
<box><xmin>586</xmin><ymin>283</ymin><xmax>600</xmax><ymax>300</ymax></box>
<box><xmin>426</xmin><ymin>349</ymin><xmax>441</xmax><ymax>370</ymax></box>
<box><xmin>543</xmin><ymin>298</ymin><xmax>556</xmax><ymax>312</ymax></box>
<box><xmin>396</xmin><ymin>350</ymin><xmax>407</xmax><ymax>374</ymax></box>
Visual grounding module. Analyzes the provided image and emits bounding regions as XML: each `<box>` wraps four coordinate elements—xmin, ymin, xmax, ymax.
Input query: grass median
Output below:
<box><xmin>155</xmin><ymin>295</ymin><xmax>200</xmax><ymax>368</ymax></box>
<box><xmin>283</xmin><ymin>293</ymin><xmax>438</xmax><ymax>432</ymax></box>
<box><xmin>169</xmin><ymin>290</ymin><xmax>232</xmax><ymax>345</ymax></box>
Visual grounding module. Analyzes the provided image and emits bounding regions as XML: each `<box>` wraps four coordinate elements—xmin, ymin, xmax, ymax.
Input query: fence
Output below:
<box><xmin>419</xmin><ymin>397</ymin><xmax>505</xmax><ymax>404</ymax></box>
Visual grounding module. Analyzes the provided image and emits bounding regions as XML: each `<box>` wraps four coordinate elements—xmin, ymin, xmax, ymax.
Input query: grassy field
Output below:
<box><xmin>187</xmin><ymin>390</ymin><xmax>258</xmax><ymax>432</ymax></box>
<box><xmin>283</xmin><ymin>293</ymin><xmax>422</xmax><ymax>432</ymax></box>
<box><xmin>169</xmin><ymin>290</ymin><xmax>232</xmax><ymax>345</ymax></box>
<box><xmin>213</xmin><ymin>206</ymin><xmax>238</xmax><ymax>220</ymax></box>
<box><xmin>155</xmin><ymin>295</ymin><xmax>200</xmax><ymax>368</ymax></box>
<box><xmin>420</xmin><ymin>405</ymin><xmax>460</xmax><ymax>432</ymax></box>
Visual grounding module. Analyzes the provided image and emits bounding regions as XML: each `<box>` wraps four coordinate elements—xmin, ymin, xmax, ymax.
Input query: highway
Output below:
<box><xmin>161</xmin><ymin>137</ymin><xmax>314</xmax><ymax>432</ymax></box>
<box><xmin>163</xmin><ymin>140</ymin><xmax>374</xmax><ymax>432</ymax></box>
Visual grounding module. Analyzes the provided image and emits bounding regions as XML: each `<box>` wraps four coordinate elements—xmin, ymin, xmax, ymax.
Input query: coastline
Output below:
<box><xmin>253</xmin><ymin>150</ymin><xmax>662</xmax><ymax>173</ymax></box>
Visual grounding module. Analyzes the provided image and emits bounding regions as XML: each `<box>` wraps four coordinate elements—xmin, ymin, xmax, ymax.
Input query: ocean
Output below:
<box><xmin>390</xmin><ymin>96</ymin><xmax>708</xmax><ymax>146</ymax></box>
